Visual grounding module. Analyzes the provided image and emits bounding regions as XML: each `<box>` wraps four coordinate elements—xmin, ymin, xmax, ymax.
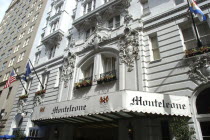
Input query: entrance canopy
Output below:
<box><xmin>32</xmin><ymin>90</ymin><xmax>191</xmax><ymax>123</ymax></box>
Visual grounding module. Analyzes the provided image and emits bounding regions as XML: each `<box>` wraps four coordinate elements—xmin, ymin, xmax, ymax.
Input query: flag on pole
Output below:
<box><xmin>22</xmin><ymin>62</ymin><xmax>31</xmax><ymax>81</ymax></box>
<box><xmin>4</xmin><ymin>70</ymin><xmax>16</xmax><ymax>89</ymax></box>
<box><xmin>189</xmin><ymin>0</ymin><xmax>207</xmax><ymax>21</ymax></box>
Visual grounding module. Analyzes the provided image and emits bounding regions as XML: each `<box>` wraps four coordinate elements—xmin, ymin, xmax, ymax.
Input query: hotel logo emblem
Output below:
<box><xmin>100</xmin><ymin>96</ymin><xmax>109</xmax><ymax>104</ymax></box>
<box><xmin>40</xmin><ymin>107</ymin><xmax>45</xmax><ymax>112</ymax></box>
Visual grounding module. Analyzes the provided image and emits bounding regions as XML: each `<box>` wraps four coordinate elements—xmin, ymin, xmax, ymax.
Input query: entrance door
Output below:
<box><xmin>74</xmin><ymin>123</ymin><xmax>118</xmax><ymax>140</ymax></box>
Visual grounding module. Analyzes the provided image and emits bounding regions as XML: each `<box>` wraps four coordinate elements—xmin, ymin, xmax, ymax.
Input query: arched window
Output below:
<box><xmin>196</xmin><ymin>88</ymin><xmax>210</xmax><ymax>114</ymax></box>
<box><xmin>196</xmin><ymin>88</ymin><xmax>210</xmax><ymax>140</ymax></box>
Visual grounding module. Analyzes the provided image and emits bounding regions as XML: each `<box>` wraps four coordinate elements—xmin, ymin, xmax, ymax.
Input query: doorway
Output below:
<box><xmin>74</xmin><ymin>123</ymin><xmax>118</xmax><ymax>140</ymax></box>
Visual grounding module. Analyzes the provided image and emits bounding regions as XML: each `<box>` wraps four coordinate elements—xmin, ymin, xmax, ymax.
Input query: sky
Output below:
<box><xmin>0</xmin><ymin>0</ymin><xmax>12</xmax><ymax>22</ymax></box>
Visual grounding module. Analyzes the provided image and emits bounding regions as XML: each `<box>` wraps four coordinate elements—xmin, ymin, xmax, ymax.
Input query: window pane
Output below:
<box><xmin>182</xmin><ymin>27</ymin><xmax>195</xmax><ymax>41</ymax></box>
<box><xmin>108</xmin><ymin>18</ymin><xmax>113</xmax><ymax>29</ymax></box>
<box><xmin>153</xmin><ymin>49</ymin><xmax>160</xmax><ymax>60</ymax></box>
<box><xmin>200</xmin><ymin>122</ymin><xmax>210</xmax><ymax>140</ymax></box>
<box><xmin>174</xmin><ymin>0</ymin><xmax>184</xmax><ymax>5</ymax></box>
<box><xmin>197</xmin><ymin>22</ymin><xmax>210</xmax><ymax>37</ymax></box>
<box><xmin>115</xmin><ymin>16</ymin><xmax>120</xmax><ymax>28</ymax></box>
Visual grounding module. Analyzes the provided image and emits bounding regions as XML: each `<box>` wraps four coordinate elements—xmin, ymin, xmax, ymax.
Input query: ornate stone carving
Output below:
<box><xmin>123</xmin><ymin>9</ymin><xmax>133</xmax><ymax>25</ymax></box>
<box><xmin>186</xmin><ymin>55</ymin><xmax>210</xmax><ymax>83</ymax></box>
<box><xmin>17</xmin><ymin>99</ymin><xmax>26</xmax><ymax>113</ymax></box>
<box><xmin>33</xmin><ymin>96</ymin><xmax>43</xmax><ymax>107</ymax></box>
<box><xmin>119</xmin><ymin>27</ymin><xmax>140</xmax><ymax>72</ymax></box>
<box><xmin>122</xmin><ymin>0</ymin><xmax>132</xmax><ymax>8</ymax></box>
<box><xmin>61</xmin><ymin>52</ymin><xmax>76</xmax><ymax>88</ymax></box>
<box><xmin>81</xmin><ymin>26</ymin><xmax>111</xmax><ymax>52</ymax></box>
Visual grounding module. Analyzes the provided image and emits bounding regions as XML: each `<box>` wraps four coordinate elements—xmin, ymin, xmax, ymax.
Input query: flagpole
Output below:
<box><xmin>28</xmin><ymin>59</ymin><xmax>44</xmax><ymax>90</ymax></box>
<box><xmin>13</xmin><ymin>67</ymin><xmax>28</xmax><ymax>94</ymax></box>
<box><xmin>187</xmin><ymin>0</ymin><xmax>202</xmax><ymax>48</ymax></box>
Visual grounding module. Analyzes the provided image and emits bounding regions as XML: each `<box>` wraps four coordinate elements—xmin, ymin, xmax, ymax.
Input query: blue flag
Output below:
<box><xmin>22</xmin><ymin>62</ymin><xmax>31</xmax><ymax>81</ymax></box>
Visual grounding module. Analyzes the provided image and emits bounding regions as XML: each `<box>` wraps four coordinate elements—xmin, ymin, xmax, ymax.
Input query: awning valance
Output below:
<box><xmin>32</xmin><ymin>90</ymin><xmax>191</xmax><ymax>122</ymax></box>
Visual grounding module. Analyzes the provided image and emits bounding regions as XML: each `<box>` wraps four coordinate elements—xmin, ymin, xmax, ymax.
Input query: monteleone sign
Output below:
<box><xmin>32</xmin><ymin>90</ymin><xmax>191</xmax><ymax>121</ymax></box>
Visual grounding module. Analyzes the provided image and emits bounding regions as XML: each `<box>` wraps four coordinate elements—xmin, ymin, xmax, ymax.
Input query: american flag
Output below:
<box><xmin>4</xmin><ymin>70</ymin><xmax>16</xmax><ymax>89</ymax></box>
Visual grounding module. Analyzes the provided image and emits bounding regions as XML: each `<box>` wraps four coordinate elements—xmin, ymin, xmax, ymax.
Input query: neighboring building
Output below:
<box><xmin>0</xmin><ymin>0</ymin><xmax>48</xmax><ymax>135</ymax></box>
<box><xmin>3</xmin><ymin>0</ymin><xmax>210</xmax><ymax>140</ymax></box>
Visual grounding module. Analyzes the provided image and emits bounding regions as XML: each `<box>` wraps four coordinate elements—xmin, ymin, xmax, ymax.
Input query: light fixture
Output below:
<box><xmin>127</xmin><ymin>122</ymin><xmax>134</xmax><ymax>140</ymax></box>
<box><xmin>20</xmin><ymin>111</ymin><xmax>32</xmax><ymax>117</ymax></box>
<box><xmin>1</xmin><ymin>112</ymin><xmax>7</xmax><ymax>117</ymax></box>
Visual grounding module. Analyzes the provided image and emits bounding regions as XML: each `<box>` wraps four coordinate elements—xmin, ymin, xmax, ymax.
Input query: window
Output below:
<box><xmin>115</xmin><ymin>15</ymin><xmax>120</xmax><ymax>28</ymax></box>
<box><xmin>32</xmin><ymin>14</ymin><xmax>39</xmax><ymax>22</ymax></box>
<box><xmin>23</xmin><ymin>20</ymin><xmax>29</xmax><ymax>28</ymax></box>
<box><xmin>181</xmin><ymin>22</ymin><xmax>210</xmax><ymax>50</ymax></box>
<box><xmin>87</xmin><ymin>2</ymin><xmax>92</xmax><ymax>12</ymax></box>
<box><xmin>17</xmin><ymin>52</ymin><xmax>25</xmax><ymax>62</ymax></box>
<box><xmin>34</xmin><ymin>51</ymin><xmax>40</xmax><ymax>64</ymax></box>
<box><xmin>140</xmin><ymin>0</ymin><xmax>150</xmax><ymax>16</ymax></box>
<box><xmin>8</xmin><ymin>57</ymin><xmax>15</xmax><ymax>67</ymax></box>
<box><xmin>50</xmin><ymin>20</ymin><xmax>59</xmax><ymax>33</ymax></box>
<box><xmin>36</xmin><ymin>3</ymin><xmax>42</xmax><ymax>11</ymax></box>
<box><xmin>28</xmin><ymin>25</ymin><xmax>34</xmax><ymax>34</ymax></box>
<box><xmin>108</xmin><ymin>15</ymin><xmax>121</xmax><ymax>29</ymax></box>
<box><xmin>174</xmin><ymin>0</ymin><xmax>184</xmax><ymax>5</ymax></box>
<box><xmin>7</xmin><ymin>49</ymin><xmax>13</xmax><ymax>57</ymax></box>
<box><xmin>15</xmin><ymin>67</ymin><xmax>20</xmax><ymax>73</ymax></box>
<box><xmin>0</xmin><ymin>109</ymin><xmax>5</xmax><ymax>120</ymax></box>
<box><xmin>19</xmin><ymin>31</ymin><xmax>25</xmax><ymax>40</ymax></box>
<box><xmin>108</xmin><ymin>18</ymin><xmax>113</xmax><ymax>29</ymax></box>
<box><xmin>55</xmin><ymin>67</ymin><xmax>62</xmax><ymax>87</ymax></box>
<box><xmin>86</xmin><ymin>27</ymin><xmax>95</xmax><ymax>39</ymax></box>
<box><xmin>29</xmin><ymin>128</ymin><xmax>39</xmax><ymax>137</ymax></box>
<box><xmin>83</xmin><ymin>63</ymin><xmax>94</xmax><ymax>78</ymax></box>
<box><xmin>41</xmin><ymin>73</ymin><xmax>49</xmax><ymax>89</ymax></box>
<box><xmin>14</xmin><ymin>44</ymin><xmax>20</xmax><ymax>53</ymax></box>
<box><xmin>104</xmin><ymin>0</ymin><xmax>111</xmax><ymax>3</ymax></box>
<box><xmin>23</xmin><ymin>37</ymin><xmax>30</xmax><ymax>48</ymax></box>
<box><xmin>48</xmin><ymin>46</ymin><xmax>56</xmax><ymax>59</ymax></box>
<box><xmin>28</xmin><ymin>11</ymin><xmax>33</xmax><ymax>17</ymax></box>
<box><xmin>7</xmin><ymin>87</ymin><xmax>12</xmax><ymax>99</ymax></box>
<box><xmin>149</xmin><ymin>34</ymin><xmax>160</xmax><ymax>61</ymax></box>
<box><xmin>32</xmin><ymin>1</ymin><xmax>37</xmax><ymax>8</ymax></box>
<box><xmin>83</xmin><ymin>0</ymin><xmax>96</xmax><ymax>14</ymax></box>
<box><xmin>2</xmin><ymin>62</ymin><xmax>7</xmax><ymax>71</ymax></box>
<box><xmin>103</xmin><ymin>57</ymin><xmax>116</xmax><ymax>73</ymax></box>
<box><xmin>3</xmin><ymin>72</ymin><xmax>9</xmax><ymax>81</ymax></box>
<box><xmin>55</xmin><ymin>4</ymin><xmax>62</xmax><ymax>14</ymax></box>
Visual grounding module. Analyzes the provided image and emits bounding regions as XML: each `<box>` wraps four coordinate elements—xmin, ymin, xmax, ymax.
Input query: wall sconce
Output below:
<box><xmin>21</xmin><ymin>111</ymin><xmax>32</xmax><ymax>117</ymax></box>
<box><xmin>54</xmin><ymin>127</ymin><xmax>59</xmax><ymax>138</ymax></box>
<box><xmin>128</xmin><ymin>122</ymin><xmax>134</xmax><ymax>140</ymax></box>
<box><xmin>0</xmin><ymin>112</ymin><xmax>7</xmax><ymax>117</ymax></box>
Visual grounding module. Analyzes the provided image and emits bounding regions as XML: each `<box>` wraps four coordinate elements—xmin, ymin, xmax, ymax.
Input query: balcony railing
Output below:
<box><xmin>75</xmin><ymin>77</ymin><xmax>93</xmax><ymax>89</ymax></box>
<box><xmin>97</xmin><ymin>70</ymin><xmax>117</xmax><ymax>84</ymax></box>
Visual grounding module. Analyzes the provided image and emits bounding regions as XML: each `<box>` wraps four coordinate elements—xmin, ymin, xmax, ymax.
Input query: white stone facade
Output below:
<box><xmin>4</xmin><ymin>0</ymin><xmax>210</xmax><ymax>140</ymax></box>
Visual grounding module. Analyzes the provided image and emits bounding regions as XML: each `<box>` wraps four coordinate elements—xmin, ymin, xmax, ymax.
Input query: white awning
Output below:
<box><xmin>32</xmin><ymin>90</ymin><xmax>191</xmax><ymax>123</ymax></box>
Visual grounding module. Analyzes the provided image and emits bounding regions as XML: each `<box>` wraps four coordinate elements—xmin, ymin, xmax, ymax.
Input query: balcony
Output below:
<box><xmin>49</xmin><ymin>10</ymin><xmax>62</xmax><ymax>22</ymax></box>
<box><xmin>73</xmin><ymin>0</ymin><xmax>123</xmax><ymax>29</ymax></box>
<box><xmin>42</xmin><ymin>29</ymin><xmax>64</xmax><ymax>46</ymax></box>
